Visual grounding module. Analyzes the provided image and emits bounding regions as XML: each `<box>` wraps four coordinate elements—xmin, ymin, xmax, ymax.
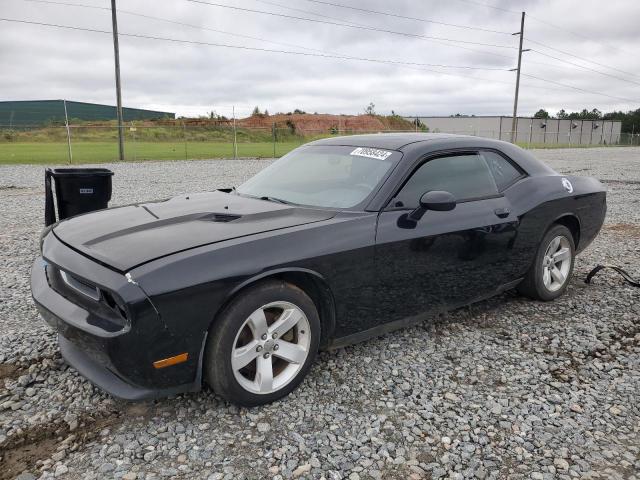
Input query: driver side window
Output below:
<box><xmin>392</xmin><ymin>153</ymin><xmax>499</xmax><ymax>208</ymax></box>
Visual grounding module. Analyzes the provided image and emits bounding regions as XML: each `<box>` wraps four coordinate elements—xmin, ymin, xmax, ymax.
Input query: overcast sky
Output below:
<box><xmin>2</xmin><ymin>0</ymin><xmax>639</xmax><ymax>118</ymax></box>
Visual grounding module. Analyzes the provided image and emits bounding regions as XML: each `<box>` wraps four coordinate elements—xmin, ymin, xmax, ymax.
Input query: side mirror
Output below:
<box><xmin>407</xmin><ymin>190</ymin><xmax>456</xmax><ymax>222</ymax></box>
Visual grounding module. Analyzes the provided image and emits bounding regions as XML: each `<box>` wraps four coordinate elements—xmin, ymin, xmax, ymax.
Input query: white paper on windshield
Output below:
<box><xmin>350</xmin><ymin>147</ymin><xmax>393</xmax><ymax>161</ymax></box>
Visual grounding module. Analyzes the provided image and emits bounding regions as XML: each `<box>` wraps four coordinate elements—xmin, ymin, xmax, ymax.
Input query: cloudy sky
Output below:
<box><xmin>2</xmin><ymin>0</ymin><xmax>639</xmax><ymax>118</ymax></box>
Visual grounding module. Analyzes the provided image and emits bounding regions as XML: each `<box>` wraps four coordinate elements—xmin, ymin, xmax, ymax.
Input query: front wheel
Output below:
<box><xmin>518</xmin><ymin>224</ymin><xmax>575</xmax><ymax>301</ymax></box>
<box><xmin>204</xmin><ymin>280</ymin><xmax>320</xmax><ymax>407</ymax></box>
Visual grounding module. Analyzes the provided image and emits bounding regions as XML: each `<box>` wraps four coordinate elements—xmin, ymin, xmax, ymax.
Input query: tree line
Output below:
<box><xmin>533</xmin><ymin>108</ymin><xmax>640</xmax><ymax>133</ymax></box>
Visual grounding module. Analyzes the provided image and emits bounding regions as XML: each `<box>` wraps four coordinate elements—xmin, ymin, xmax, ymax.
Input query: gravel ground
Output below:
<box><xmin>0</xmin><ymin>147</ymin><xmax>639</xmax><ymax>480</ymax></box>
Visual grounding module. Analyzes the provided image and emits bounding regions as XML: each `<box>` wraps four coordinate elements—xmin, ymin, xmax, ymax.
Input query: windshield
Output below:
<box><xmin>236</xmin><ymin>145</ymin><xmax>399</xmax><ymax>208</ymax></box>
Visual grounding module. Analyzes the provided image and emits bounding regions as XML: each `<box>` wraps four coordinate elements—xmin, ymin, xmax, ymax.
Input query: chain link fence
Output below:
<box><xmin>428</xmin><ymin>129</ymin><xmax>639</xmax><ymax>147</ymax></box>
<box><xmin>1</xmin><ymin>122</ymin><xmax>639</xmax><ymax>164</ymax></box>
<box><xmin>0</xmin><ymin>123</ymin><xmax>422</xmax><ymax>164</ymax></box>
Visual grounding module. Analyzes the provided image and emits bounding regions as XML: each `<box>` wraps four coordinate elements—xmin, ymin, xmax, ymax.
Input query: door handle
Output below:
<box><xmin>494</xmin><ymin>207</ymin><xmax>511</xmax><ymax>218</ymax></box>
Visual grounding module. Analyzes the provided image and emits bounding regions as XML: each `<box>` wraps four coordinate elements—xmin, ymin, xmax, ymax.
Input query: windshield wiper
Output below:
<box><xmin>233</xmin><ymin>190</ymin><xmax>296</xmax><ymax>205</ymax></box>
<box><xmin>260</xmin><ymin>196</ymin><xmax>294</xmax><ymax>205</ymax></box>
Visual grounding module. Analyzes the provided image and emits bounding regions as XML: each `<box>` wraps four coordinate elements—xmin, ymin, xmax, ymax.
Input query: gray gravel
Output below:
<box><xmin>1</xmin><ymin>147</ymin><xmax>639</xmax><ymax>480</ymax></box>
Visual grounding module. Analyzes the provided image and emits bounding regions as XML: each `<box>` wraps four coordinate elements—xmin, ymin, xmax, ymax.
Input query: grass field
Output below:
<box><xmin>1</xmin><ymin>140</ymin><xmax>633</xmax><ymax>165</ymax></box>
<box><xmin>0</xmin><ymin>122</ymin><xmax>315</xmax><ymax>164</ymax></box>
<box><xmin>1</xmin><ymin>136</ymin><xmax>635</xmax><ymax>165</ymax></box>
<box><xmin>3</xmin><ymin>120</ymin><xmax>635</xmax><ymax>165</ymax></box>
<box><xmin>0</xmin><ymin>141</ymin><xmax>303</xmax><ymax>165</ymax></box>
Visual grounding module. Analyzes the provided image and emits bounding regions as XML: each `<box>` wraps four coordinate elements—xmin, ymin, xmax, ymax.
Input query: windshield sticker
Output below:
<box><xmin>350</xmin><ymin>147</ymin><xmax>393</xmax><ymax>161</ymax></box>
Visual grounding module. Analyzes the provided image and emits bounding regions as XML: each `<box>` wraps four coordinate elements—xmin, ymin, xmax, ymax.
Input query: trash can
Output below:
<box><xmin>45</xmin><ymin>168</ymin><xmax>114</xmax><ymax>226</ymax></box>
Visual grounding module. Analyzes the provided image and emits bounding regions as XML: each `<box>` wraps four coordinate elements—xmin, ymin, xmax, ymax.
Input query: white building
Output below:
<box><xmin>405</xmin><ymin>116</ymin><xmax>622</xmax><ymax>145</ymax></box>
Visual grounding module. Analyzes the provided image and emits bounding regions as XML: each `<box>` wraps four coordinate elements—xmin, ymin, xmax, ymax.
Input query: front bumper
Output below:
<box><xmin>31</xmin><ymin>242</ymin><xmax>201</xmax><ymax>400</ymax></box>
<box><xmin>58</xmin><ymin>333</ymin><xmax>179</xmax><ymax>400</ymax></box>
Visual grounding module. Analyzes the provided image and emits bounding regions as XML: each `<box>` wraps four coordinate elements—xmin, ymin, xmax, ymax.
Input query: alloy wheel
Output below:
<box><xmin>231</xmin><ymin>301</ymin><xmax>311</xmax><ymax>395</ymax></box>
<box><xmin>541</xmin><ymin>235</ymin><xmax>572</xmax><ymax>292</ymax></box>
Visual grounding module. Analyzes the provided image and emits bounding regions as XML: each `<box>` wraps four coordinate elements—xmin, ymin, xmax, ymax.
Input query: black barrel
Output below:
<box><xmin>45</xmin><ymin>168</ymin><xmax>114</xmax><ymax>226</ymax></box>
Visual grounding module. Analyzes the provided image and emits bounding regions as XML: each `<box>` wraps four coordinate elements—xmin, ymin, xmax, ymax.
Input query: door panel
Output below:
<box><xmin>374</xmin><ymin>197</ymin><xmax>519</xmax><ymax>326</ymax></box>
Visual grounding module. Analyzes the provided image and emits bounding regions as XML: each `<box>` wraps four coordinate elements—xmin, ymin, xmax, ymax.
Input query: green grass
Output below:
<box><xmin>0</xmin><ymin>141</ymin><xmax>304</xmax><ymax>165</ymax></box>
<box><xmin>2</xmin><ymin>138</ymin><xmax>634</xmax><ymax>165</ymax></box>
<box><xmin>0</xmin><ymin>122</ymin><xmax>313</xmax><ymax>164</ymax></box>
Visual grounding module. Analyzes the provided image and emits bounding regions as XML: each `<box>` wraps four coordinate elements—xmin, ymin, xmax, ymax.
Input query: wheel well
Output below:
<box><xmin>274</xmin><ymin>272</ymin><xmax>336</xmax><ymax>349</ymax></box>
<box><xmin>215</xmin><ymin>271</ymin><xmax>336</xmax><ymax>349</ymax></box>
<box><xmin>554</xmin><ymin>215</ymin><xmax>580</xmax><ymax>249</ymax></box>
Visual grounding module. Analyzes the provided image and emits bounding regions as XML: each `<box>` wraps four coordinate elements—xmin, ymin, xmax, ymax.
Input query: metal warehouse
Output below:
<box><xmin>0</xmin><ymin>100</ymin><xmax>175</xmax><ymax>126</ymax></box>
<box><xmin>406</xmin><ymin>116</ymin><xmax>622</xmax><ymax>145</ymax></box>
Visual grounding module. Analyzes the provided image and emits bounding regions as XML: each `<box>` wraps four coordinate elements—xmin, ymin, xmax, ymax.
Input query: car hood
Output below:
<box><xmin>53</xmin><ymin>190</ymin><xmax>336</xmax><ymax>272</ymax></box>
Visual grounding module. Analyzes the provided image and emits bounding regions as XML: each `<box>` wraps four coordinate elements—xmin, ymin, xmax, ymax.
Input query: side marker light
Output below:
<box><xmin>153</xmin><ymin>353</ymin><xmax>189</xmax><ymax>369</ymax></box>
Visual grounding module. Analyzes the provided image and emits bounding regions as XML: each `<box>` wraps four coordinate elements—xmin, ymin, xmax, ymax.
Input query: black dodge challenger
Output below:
<box><xmin>31</xmin><ymin>134</ymin><xmax>606</xmax><ymax>406</ymax></box>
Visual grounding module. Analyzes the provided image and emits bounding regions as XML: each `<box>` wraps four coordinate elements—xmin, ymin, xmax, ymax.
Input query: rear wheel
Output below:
<box><xmin>204</xmin><ymin>280</ymin><xmax>320</xmax><ymax>407</ymax></box>
<box><xmin>517</xmin><ymin>224</ymin><xmax>575</xmax><ymax>301</ymax></box>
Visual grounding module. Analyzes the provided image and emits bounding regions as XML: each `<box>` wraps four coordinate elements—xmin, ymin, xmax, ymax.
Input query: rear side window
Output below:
<box><xmin>393</xmin><ymin>153</ymin><xmax>498</xmax><ymax>208</ymax></box>
<box><xmin>481</xmin><ymin>151</ymin><xmax>523</xmax><ymax>191</ymax></box>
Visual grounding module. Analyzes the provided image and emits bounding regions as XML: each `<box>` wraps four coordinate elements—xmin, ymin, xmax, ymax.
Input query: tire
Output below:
<box><xmin>204</xmin><ymin>280</ymin><xmax>320</xmax><ymax>407</ymax></box>
<box><xmin>517</xmin><ymin>224</ymin><xmax>575</xmax><ymax>301</ymax></box>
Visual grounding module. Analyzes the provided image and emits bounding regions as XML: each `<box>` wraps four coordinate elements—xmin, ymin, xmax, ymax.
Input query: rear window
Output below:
<box><xmin>481</xmin><ymin>151</ymin><xmax>523</xmax><ymax>191</ymax></box>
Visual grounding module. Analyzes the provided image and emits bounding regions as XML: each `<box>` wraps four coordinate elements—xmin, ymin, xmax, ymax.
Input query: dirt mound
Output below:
<box><xmin>237</xmin><ymin>113</ymin><xmax>414</xmax><ymax>134</ymax></box>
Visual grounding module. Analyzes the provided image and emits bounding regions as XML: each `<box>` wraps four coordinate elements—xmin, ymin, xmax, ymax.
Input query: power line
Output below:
<box><xmin>0</xmin><ymin>15</ymin><xmax>528</xmax><ymax>99</ymax></box>
<box><xmin>449</xmin><ymin>0</ymin><xmax>638</xmax><ymax>60</ymax></box>
<box><xmin>0</xmin><ymin>17</ymin><xmax>510</xmax><ymax>71</ymax></box>
<box><xmin>22</xmin><ymin>0</ymin><xmax>109</xmax><ymax>10</ymax></box>
<box><xmin>520</xmin><ymin>73</ymin><xmax>640</xmax><ymax>104</ymax></box>
<box><xmin>22</xmin><ymin>0</ymin><xmax>521</xmax><ymax>63</ymax></box>
<box><xmin>18</xmin><ymin>0</ymin><xmax>517</xmax><ymax>67</ymax></box>
<box><xmin>19</xmin><ymin>0</ymin><xmax>517</xmax><ymax>81</ymax></box>
<box><xmin>449</xmin><ymin>0</ymin><xmax>519</xmax><ymax>15</ymax></box>
<box><xmin>185</xmin><ymin>0</ymin><xmax>517</xmax><ymax>49</ymax></box>
<box><xmin>12</xmin><ymin>0</ymin><xmax>524</xmax><ymax>87</ymax></box>
<box><xmin>528</xmin><ymin>49</ymin><xmax>640</xmax><ymax>87</ymax></box>
<box><xmin>5</xmin><ymin>14</ymin><xmax>633</xmax><ymax>104</ymax></box>
<box><xmin>253</xmin><ymin>0</ymin><xmax>377</xmax><ymax>28</ymax></box>
<box><xmin>297</xmin><ymin>0</ymin><xmax>512</xmax><ymax>35</ymax></box>
<box><xmin>253</xmin><ymin>0</ymin><xmax>628</xmax><ymax>79</ymax></box>
<box><xmin>8</xmin><ymin>8</ymin><xmax>636</xmax><ymax>108</ymax></box>
<box><xmin>526</xmin><ymin>38</ymin><xmax>640</xmax><ymax>80</ymax></box>
<box><xmin>19</xmin><ymin>0</ymin><xmax>350</xmax><ymax>56</ymax></box>
<box><xmin>250</xmin><ymin>0</ymin><xmax>640</xmax><ymax>85</ymax></box>
<box><xmin>526</xmin><ymin>14</ymin><xmax>635</xmax><ymax>57</ymax></box>
<box><xmin>250</xmin><ymin>0</ymin><xmax>522</xmax><ymax>64</ymax></box>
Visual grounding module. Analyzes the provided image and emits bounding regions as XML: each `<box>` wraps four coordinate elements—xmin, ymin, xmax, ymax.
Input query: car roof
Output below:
<box><xmin>307</xmin><ymin>132</ymin><xmax>463</xmax><ymax>150</ymax></box>
<box><xmin>306</xmin><ymin>133</ymin><xmax>556</xmax><ymax>177</ymax></box>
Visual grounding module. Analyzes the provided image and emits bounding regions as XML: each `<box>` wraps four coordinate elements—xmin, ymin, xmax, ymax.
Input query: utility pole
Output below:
<box><xmin>63</xmin><ymin>99</ymin><xmax>73</xmax><ymax>164</ymax></box>
<box><xmin>510</xmin><ymin>12</ymin><xmax>529</xmax><ymax>143</ymax></box>
<box><xmin>272</xmin><ymin>122</ymin><xmax>276</xmax><ymax>158</ymax></box>
<box><xmin>232</xmin><ymin>105</ymin><xmax>238</xmax><ymax>159</ymax></box>
<box><xmin>111</xmin><ymin>0</ymin><xmax>125</xmax><ymax>161</ymax></box>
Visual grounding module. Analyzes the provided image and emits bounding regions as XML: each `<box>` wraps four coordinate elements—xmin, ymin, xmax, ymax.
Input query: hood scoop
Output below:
<box><xmin>209</xmin><ymin>213</ymin><xmax>241</xmax><ymax>223</ymax></box>
<box><xmin>52</xmin><ymin>190</ymin><xmax>335</xmax><ymax>271</ymax></box>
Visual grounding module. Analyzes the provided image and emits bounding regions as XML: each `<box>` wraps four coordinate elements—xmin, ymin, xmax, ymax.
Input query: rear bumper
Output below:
<box><xmin>31</xmin><ymin>252</ymin><xmax>201</xmax><ymax>400</ymax></box>
<box><xmin>576</xmin><ymin>191</ymin><xmax>607</xmax><ymax>254</ymax></box>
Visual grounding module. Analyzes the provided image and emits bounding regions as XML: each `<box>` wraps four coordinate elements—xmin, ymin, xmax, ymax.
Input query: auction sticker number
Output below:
<box><xmin>350</xmin><ymin>147</ymin><xmax>393</xmax><ymax>161</ymax></box>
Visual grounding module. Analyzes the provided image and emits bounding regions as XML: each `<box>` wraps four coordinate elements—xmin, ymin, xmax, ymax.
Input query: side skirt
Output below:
<box><xmin>327</xmin><ymin>278</ymin><xmax>523</xmax><ymax>350</ymax></box>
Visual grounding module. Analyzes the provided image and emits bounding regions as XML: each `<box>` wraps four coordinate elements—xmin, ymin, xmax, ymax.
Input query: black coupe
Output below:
<box><xmin>31</xmin><ymin>134</ymin><xmax>606</xmax><ymax>406</ymax></box>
